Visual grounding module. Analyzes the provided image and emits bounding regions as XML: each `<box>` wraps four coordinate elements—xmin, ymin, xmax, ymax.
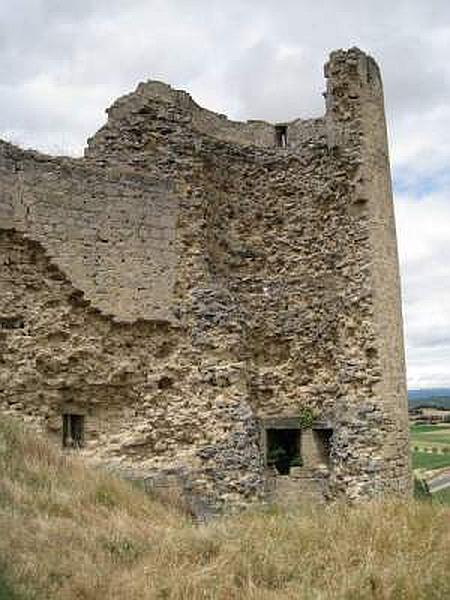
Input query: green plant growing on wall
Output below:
<box><xmin>298</xmin><ymin>408</ymin><xmax>316</xmax><ymax>430</ymax></box>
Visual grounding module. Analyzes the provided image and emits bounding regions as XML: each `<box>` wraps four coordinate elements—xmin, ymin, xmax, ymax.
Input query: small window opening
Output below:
<box><xmin>0</xmin><ymin>316</ymin><xmax>24</xmax><ymax>330</ymax></box>
<box><xmin>275</xmin><ymin>124</ymin><xmax>288</xmax><ymax>148</ymax></box>
<box><xmin>62</xmin><ymin>414</ymin><xmax>84</xmax><ymax>448</ymax></box>
<box><xmin>158</xmin><ymin>376</ymin><xmax>173</xmax><ymax>390</ymax></box>
<box><xmin>266</xmin><ymin>428</ymin><xmax>301</xmax><ymax>474</ymax></box>
<box><xmin>314</xmin><ymin>428</ymin><xmax>333</xmax><ymax>466</ymax></box>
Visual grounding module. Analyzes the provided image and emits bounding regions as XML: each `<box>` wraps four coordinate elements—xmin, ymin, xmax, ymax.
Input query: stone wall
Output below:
<box><xmin>0</xmin><ymin>47</ymin><xmax>412</xmax><ymax>515</ymax></box>
<box><xmin>0</xmin><ymin>143</ymin><xmax>178</xmax><ymax>322</ymax></box>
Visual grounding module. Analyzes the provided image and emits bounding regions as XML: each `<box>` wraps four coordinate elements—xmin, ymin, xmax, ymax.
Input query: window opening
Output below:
<box><xmin>0</xmin><ymin>316</ymin><xmax>24</xmax><ymax>330</ymax></box>
<box><xmin>62</xmin><ymin>414</ymin><xmax>85</xmax><ymax>448</ymax></box>
<box><xmin>266</xmin><ymin>428</ymin><xmax>301</xmax><ymax>474</ymax></box>
<box><xmin>313</xmin><ymin>428</ymin><xmax>333</xmax><ymax>466</ymax></box>
<box><xmin>158</xmin><ymin>376</ymin><xmax>173</xmax><ymax>390</ymax></box>
<box><xmin>275</xmin><ymin>124</ymin><xmax>288</xmax><ymax>148</ymax></box>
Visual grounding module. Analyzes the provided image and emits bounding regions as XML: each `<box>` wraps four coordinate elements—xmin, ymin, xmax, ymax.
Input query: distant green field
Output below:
<box><xmin>411</xmin><ymin>424</ymin><xmax>450</xmax><ymax>503</ymax></box>
<box><xmin>410</xmin><ymin>423</ymin><xmax>450</xmax><ymax>473</ymax></box>
<box><xmin>412</xmin><ymin>451</ymin><xmax>450</xmax><ymax>470</ymax></box>
<box><xmin>410</xmin><ymin>424</ymin><xmax>450</xmax><ymax>454</ymax></box>
<box><xmin>411</xmin><ymin>424</ymin><xmax>447</xmax><ymax>433</ymax></box>
<box><xmin>424</xmin><ymin>435</ymin><xmax>450</xmax><ymax>445</ymax></box>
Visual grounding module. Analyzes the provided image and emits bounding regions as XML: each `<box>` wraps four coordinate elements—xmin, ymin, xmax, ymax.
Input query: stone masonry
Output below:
<box><xmin>0</xmin><ymin>48</ymin><xmax>412</xmax><ymax>515</ymax></box>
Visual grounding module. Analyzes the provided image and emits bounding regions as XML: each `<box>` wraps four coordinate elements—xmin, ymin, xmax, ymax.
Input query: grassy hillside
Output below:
<box><xmin>2</xmin><ymin>419</ymin><xmax>450</xmax><ymax>599</ymax></box>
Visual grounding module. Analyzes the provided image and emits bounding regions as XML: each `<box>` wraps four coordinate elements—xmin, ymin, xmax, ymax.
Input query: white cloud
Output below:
<box><xmin>396</xmin><ymin>189</ymin><xmax>450</xmax><ymax>387</ymax></box>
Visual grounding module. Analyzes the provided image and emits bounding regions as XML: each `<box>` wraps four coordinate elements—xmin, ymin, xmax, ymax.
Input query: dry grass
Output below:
<box><xmin>1</xmin><ymin>418</ymin><xmax>450</xmax><ymax>599</ymax></box>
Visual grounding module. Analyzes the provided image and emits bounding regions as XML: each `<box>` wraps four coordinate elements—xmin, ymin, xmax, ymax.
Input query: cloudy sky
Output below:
<box><xmin>1</xmin><ymin>0</ymin><xmax>449</xmax><ymax>388</ymax></box>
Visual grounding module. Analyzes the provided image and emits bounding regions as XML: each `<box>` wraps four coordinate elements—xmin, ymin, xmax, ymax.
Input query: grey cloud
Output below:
<box><xmin>223</xmin><ymin>41</ymin><xmax>324</xmax><ymax>121</ymax></box>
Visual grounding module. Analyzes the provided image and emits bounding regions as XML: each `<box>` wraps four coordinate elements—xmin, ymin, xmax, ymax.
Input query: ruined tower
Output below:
<box><xmin>0</xmin><ymin>48</ymin><xmax>411</xmax><ymax>515</ymax></box>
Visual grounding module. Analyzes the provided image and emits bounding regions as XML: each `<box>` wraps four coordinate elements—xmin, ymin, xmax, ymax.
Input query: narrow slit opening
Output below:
<box><xmin>62</xmin><ymin>414</ymin><xmax>85</xmax><ymax>448</ymax></box>
<box><xmin>275</xmin><ymin>124</ymin><xmax>288</xmax><ymax>147</ymax></box>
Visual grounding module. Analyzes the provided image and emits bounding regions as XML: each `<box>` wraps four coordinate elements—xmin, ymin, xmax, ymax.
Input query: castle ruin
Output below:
<box><xmin>0</xmin><ymin>48</ymin><xmax>412</xmax><ymax>515</ymax></box>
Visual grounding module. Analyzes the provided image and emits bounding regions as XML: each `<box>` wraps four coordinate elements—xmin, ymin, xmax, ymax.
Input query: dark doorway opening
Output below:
<box><xmin>275</xmin><ymin>124</ymin><xmax>288</xmax><ymax>148</ymax></box>
<box><xmin>62</xmin><ymin>414</ymin><xmax>85</xmax><ymax>448</ymax></box>
<box><xmin>266</xmin><ymin>428</ymin><xmax>301</xmax><ymax>474</ymax></box>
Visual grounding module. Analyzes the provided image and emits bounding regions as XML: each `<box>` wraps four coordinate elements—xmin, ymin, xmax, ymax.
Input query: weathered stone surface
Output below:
<box><xmin>0</xmin><ymin>48</ymin><xmax>412</xmax><ymax>514</ymax></box>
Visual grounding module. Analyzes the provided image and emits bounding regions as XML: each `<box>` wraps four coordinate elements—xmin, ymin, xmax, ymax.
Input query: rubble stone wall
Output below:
<box><xmin>0</xmin><ymin>48</ymin><xmax>411</xmax><ymax>515</ymax></box>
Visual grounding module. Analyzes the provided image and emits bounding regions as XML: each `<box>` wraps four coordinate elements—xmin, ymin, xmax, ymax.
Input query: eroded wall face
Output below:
<box><xmin>0</xmin><ymin>48</ymin><xmax>411</xmax><ymax>514</ymax></box>
<box><xmin>0</xmin><ymin>230</ymin><xmax>265</xmax><ymax>514</ymax></box>
<box><xmin>199</xmin><ymin>131</ymin><xmax>407</xmax><ymax>500</ymax></box>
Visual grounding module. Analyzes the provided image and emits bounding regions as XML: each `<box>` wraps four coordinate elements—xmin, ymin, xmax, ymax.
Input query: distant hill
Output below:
<box><xmin>408</xmin><ymin>388</ymin><xmax>450</xmax><ymax>410</ymax></box>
